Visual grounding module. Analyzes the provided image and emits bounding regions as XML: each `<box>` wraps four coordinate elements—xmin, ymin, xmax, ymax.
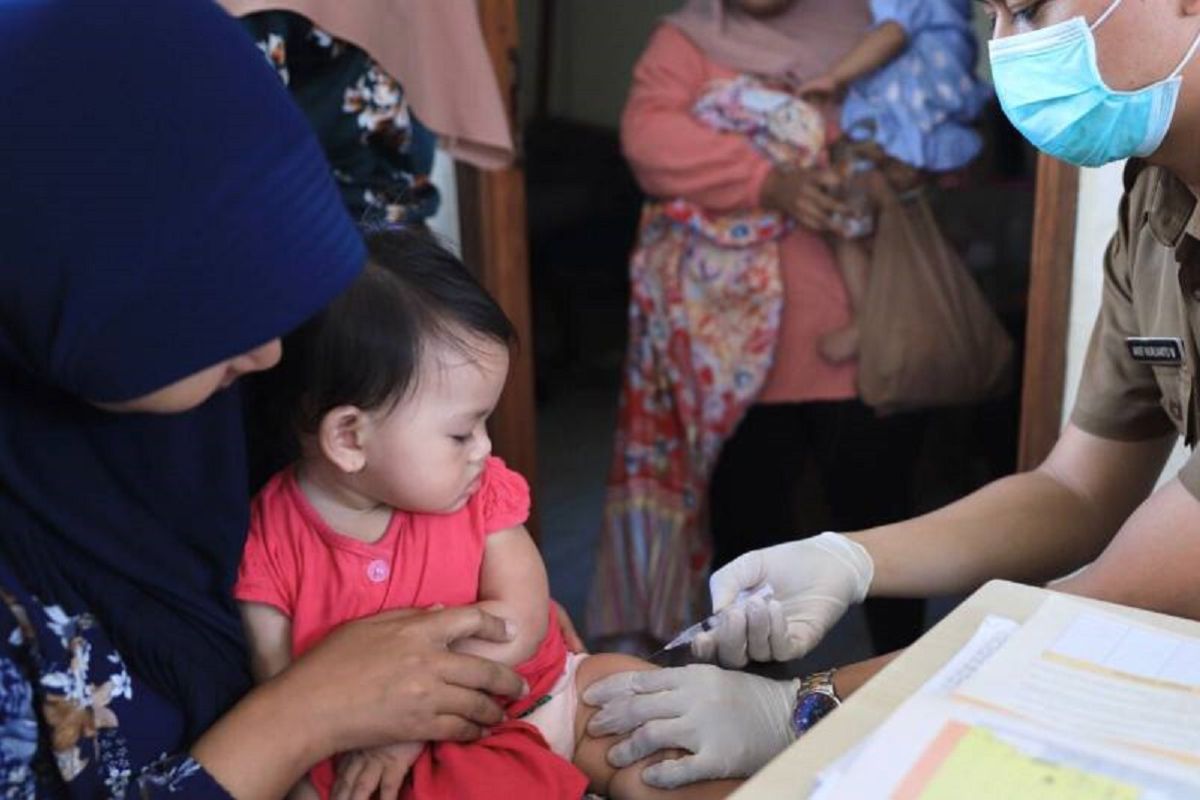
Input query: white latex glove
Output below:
<box><xmin>583</xmin><ymin>665</ymin><xmax>797</xmax><ymax>788</ymax></box>
<box><xmin>694</xmin><ymin>532</ymin><xmax>873</xmax><ymax>666</ymax></box>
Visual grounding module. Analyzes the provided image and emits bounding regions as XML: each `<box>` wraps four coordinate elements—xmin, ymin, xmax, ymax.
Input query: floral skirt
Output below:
<box><xmin>587</xmin><ymin>202</ymin><xmax>787</xmax><ymax>641</ymax></box>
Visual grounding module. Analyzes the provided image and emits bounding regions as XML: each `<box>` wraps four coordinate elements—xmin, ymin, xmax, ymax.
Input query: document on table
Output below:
<box><xmin>811</xmin><ymin>596</ymin><xmax>1200</xmax><ymax>799</ymax></box>
<box><xmin>816</xmin><ymin>697</ymin><xmax>1200</xmax><ymax>799</ymax></box>
<box><xmin>810</xmin><ymin>615</ymin><xmax>1020</xmax><ymax>798</ymax></box>
<box><xmin>913</xmin><ymin>614</ymin><xmax>1020</xmax><ymax>696</ymax></box>
<box><xmin>957</xmin><ymin>595</ymin><xmax>1200</xmax><ymax>763</ymax></box>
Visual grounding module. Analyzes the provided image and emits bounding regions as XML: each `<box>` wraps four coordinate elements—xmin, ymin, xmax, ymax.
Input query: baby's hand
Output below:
<box><xmin>798</xmin><ymin>74</ymin><xmax>842</xmax><ymax>100</ymax></box>
<box><xmin>333</xmin><ymin>741</ymin><xmax>424</xmax><ymax>800</ymax></box>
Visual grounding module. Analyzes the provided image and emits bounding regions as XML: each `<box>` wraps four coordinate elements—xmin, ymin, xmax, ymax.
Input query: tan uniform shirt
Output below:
<box><xmin>1072</xmin><ymin>160</ymin><xmax>1200</xmax><ymax>495</ymax></box>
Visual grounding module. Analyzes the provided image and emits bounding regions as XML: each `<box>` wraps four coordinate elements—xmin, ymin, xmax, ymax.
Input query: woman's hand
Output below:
<box><xmin>192</xmin><ymin>606</ymin><xmax>526</xmax><ymax>800</ymax></box>
<box><xmin>760</xmin><ymin>163</ymin><xmax>848</xmax><ymax>231</ymax></box>
<box><xmin>583</xmin><ymin>665</ymin><xmax>797</xmax><ymax>788</ymax></box>
<box><xmin>292</xmin><ymin>606</ymin><xmax>527</xmax><ymax>753</ymax></box>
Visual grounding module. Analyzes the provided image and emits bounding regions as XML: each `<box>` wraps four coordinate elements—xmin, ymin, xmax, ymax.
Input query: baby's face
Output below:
<box><xmin>357</xmin><ymin>333</ymin><xmax>509</xmax><ymax>515</ymax></box>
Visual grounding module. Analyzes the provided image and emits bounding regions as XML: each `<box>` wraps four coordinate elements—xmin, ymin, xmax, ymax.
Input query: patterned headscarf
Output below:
<box><xmin>667</xmin><ymin>0</ymin><xmax>872</xmax><ymax>85</ymax></box>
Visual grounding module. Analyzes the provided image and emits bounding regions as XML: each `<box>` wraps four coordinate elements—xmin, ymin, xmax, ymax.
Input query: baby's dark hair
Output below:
<box><xmin>279</xmin><ymin>227</ymin><xmax>516</xmax><ymax>437</ymax></box>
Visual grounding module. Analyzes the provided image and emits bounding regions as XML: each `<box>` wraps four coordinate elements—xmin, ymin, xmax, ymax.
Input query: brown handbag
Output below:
<box><xmin>857</xmin><ymin>186</ymin><xmax>1014</xmax><ymax>414</ymax></box>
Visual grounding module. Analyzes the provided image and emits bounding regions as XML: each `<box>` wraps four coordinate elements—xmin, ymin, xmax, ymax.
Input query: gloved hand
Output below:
<box><xmin>693</xmin><ymin>532</ymin><xmax>873</xmax><ymax>666</ymax></box>
<box><xmin>583</xmin><ymin>665</ymin><xmax>797</xmax><ymax>788</ymax></box>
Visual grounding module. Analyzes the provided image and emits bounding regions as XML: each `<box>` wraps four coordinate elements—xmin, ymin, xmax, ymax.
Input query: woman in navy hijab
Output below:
<box><xmin>0</xmin><ymin>2</ymin><xmax>524</xmax><ymax>797</ymax></box>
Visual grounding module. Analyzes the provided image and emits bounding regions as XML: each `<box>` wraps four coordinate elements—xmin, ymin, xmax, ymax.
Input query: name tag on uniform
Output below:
<box><xmin>1126</xmin><ymin>337</ymin><xmax>1185</xmax><ymax>365</ymax></box>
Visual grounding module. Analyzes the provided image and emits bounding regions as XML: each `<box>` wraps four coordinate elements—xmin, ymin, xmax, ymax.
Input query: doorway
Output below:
<box><xmin>511</xmin><ymin>2</ymin><xmax>1051</xmax><ymax>657</ymax></box>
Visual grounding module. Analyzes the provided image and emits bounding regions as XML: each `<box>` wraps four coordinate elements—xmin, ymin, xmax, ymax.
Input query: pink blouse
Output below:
<box><xmin>621</xmin><ymin>24</ymin><xmax>857</xmax><ymax>404</ymax></box>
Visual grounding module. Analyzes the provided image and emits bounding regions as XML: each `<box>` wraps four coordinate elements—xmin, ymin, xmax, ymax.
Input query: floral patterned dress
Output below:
<box><xmin>589</xmin><ymin>78</ymin><xmax>828</xmax><ymax>640</ymax></box>
<box><xmin>0</xmin><ymin>562</ymin><xmax>231</xmax><ymax>798</ymax></box>
<box><xmin>241</xmin><ymin>11</ymin><xmax>440</xmax><ymax>225</ymax></box>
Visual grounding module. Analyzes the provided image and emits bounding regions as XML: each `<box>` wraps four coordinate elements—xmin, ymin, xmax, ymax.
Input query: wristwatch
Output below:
<box><xmin>790</xmin><ymin>669</ymin><xmax>841</xmax><ymax>737</ymax></box>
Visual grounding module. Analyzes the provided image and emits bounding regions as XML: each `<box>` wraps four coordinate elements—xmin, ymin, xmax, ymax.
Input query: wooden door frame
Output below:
<box><xmin>1017</xmin><ymin>155</ymin><xmax>1080</xmax><ymax>471</ymax></box>
<box><xmin>459</xmin><ymin>0</ymin><xmax>540</xmax><ymax>536</ymax></box>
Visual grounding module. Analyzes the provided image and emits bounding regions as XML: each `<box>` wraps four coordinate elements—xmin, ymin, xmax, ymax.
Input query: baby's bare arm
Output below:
<box><xmin>239</xmin><ymin>601</ymin><xmax>294</xmax><ymax>683</ymax></box>
<box><xmin>454</xmin><ymin>525</ymin><xmax>549</xmax><ymax>666</ymax></box>
<box><xmin>240</xmin><ymin>602</ymin><xmax>326</xmax><ymax>800</ymax></box>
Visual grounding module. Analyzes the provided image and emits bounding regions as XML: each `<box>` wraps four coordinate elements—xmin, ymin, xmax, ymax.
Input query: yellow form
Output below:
<box><xmin>895</xmin><ymin>721</ymin><xmax>1141</xmax><ymax>800</ymax></box>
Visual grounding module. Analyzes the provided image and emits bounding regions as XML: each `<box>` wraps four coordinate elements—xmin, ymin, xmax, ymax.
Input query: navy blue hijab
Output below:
<box><xmin>0</xmin><ymin>0</ymin><xmax>364</xmax><ymax>739</ymax></box>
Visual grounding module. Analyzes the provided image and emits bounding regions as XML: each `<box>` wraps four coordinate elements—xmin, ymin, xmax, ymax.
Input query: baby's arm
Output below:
<box><xmin>455</xmin><ymin>525</ymin><xmax>549</xmax><ymax>666</ymax></box>
<box><xmin>802</xmin><ymin>22</ymin><xmax>908</xmax><ymax>95</ymax></box>
<box><xmin>239</xmin><ymin>603</ymin><xmax>323</xmax><ymax>800</ymax></box>
<box><xmin>239</xmin><ymin>601</ymin><xmax>294</xmax><ymax>683</ymax></box>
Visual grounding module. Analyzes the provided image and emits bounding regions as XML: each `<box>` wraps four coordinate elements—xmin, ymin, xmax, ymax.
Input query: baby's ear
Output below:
<box><xmin>318</xmin><ymin>405</ymin><xmax>367</xmax><ymax>474</ymax></box>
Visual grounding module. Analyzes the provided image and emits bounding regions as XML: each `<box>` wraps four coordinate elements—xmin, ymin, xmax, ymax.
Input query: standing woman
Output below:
<box><xmin>588</xmin><ymin>0</ymin><xmax>927</xmax><ymax>654</ymax></box>
<box><xmin>0</xmin><ymin>2</ymin><xmax>523</xmax><ymax>797</ymax></box>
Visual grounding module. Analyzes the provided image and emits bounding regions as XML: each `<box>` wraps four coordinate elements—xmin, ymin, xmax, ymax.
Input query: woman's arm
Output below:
<box><xmin>190</xmin><ymin>606</ymin><xmax>527</xmax><ymax>800</ymax></box>
<box><xmin>239</xmin><ymin>601</ymin><xmax>293</xmax><ymax>682</ymax></box>
<box><xmin>621</xmin><ymin>25</ymin><xmax>775</xmax><ymax>213</ymax></box>
<box><xmin>455</xmin><ymin>525</ymin><xmax>549</xmax><ymax>666</ymax></box>
<box><xmin>624</xmin><ymin>26</ymin><xmax>847</xmax><ymax>230</ymax></box>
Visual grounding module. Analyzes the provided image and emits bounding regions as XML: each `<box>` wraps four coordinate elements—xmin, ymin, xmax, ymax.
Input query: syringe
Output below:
<box><xmin>650</xmin><ymin>583</ymin><xmax>775</xmax><ymax>661</ymax></box>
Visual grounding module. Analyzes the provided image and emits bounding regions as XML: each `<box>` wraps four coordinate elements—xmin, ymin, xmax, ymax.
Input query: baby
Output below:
<box><xmin>235</xmin><ymin>228</ymin><xmax>740</xmax><ymax>800</ymax></box>
<box><xmin>801</xmin><ymin>0</ymin><xmax>992</xmax><ymax>363</ymax></box>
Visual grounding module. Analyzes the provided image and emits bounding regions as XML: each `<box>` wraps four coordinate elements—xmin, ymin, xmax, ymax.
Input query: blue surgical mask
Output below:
<box><xmin>989</xmin><ymin>0</ymin><xmax>1200</xmax><ymax>167</ymax></box>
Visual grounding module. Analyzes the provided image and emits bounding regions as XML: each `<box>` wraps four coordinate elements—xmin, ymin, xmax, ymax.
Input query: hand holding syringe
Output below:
<box><xmin>650</xmin><ymin>584</ymin><xmax>775</xmax><ymax>661</ymax></box>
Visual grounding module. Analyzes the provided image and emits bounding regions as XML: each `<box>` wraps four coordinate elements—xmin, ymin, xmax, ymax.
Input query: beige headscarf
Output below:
<box><xmin>219</xmin><ymin>0</ymin><xmax>514</xmax><ymax>169</ymax></box>
<box><xmin>666</xmin><ymin>0</ymin><xmax>872</xmax><ymax>85</ymax></box>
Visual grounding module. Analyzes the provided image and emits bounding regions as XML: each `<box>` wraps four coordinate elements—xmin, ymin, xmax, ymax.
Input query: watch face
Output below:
<box><xmin>792</xmin><ymin>691</ymin><xmax>839</xmax><ymax>736</ymax></box>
